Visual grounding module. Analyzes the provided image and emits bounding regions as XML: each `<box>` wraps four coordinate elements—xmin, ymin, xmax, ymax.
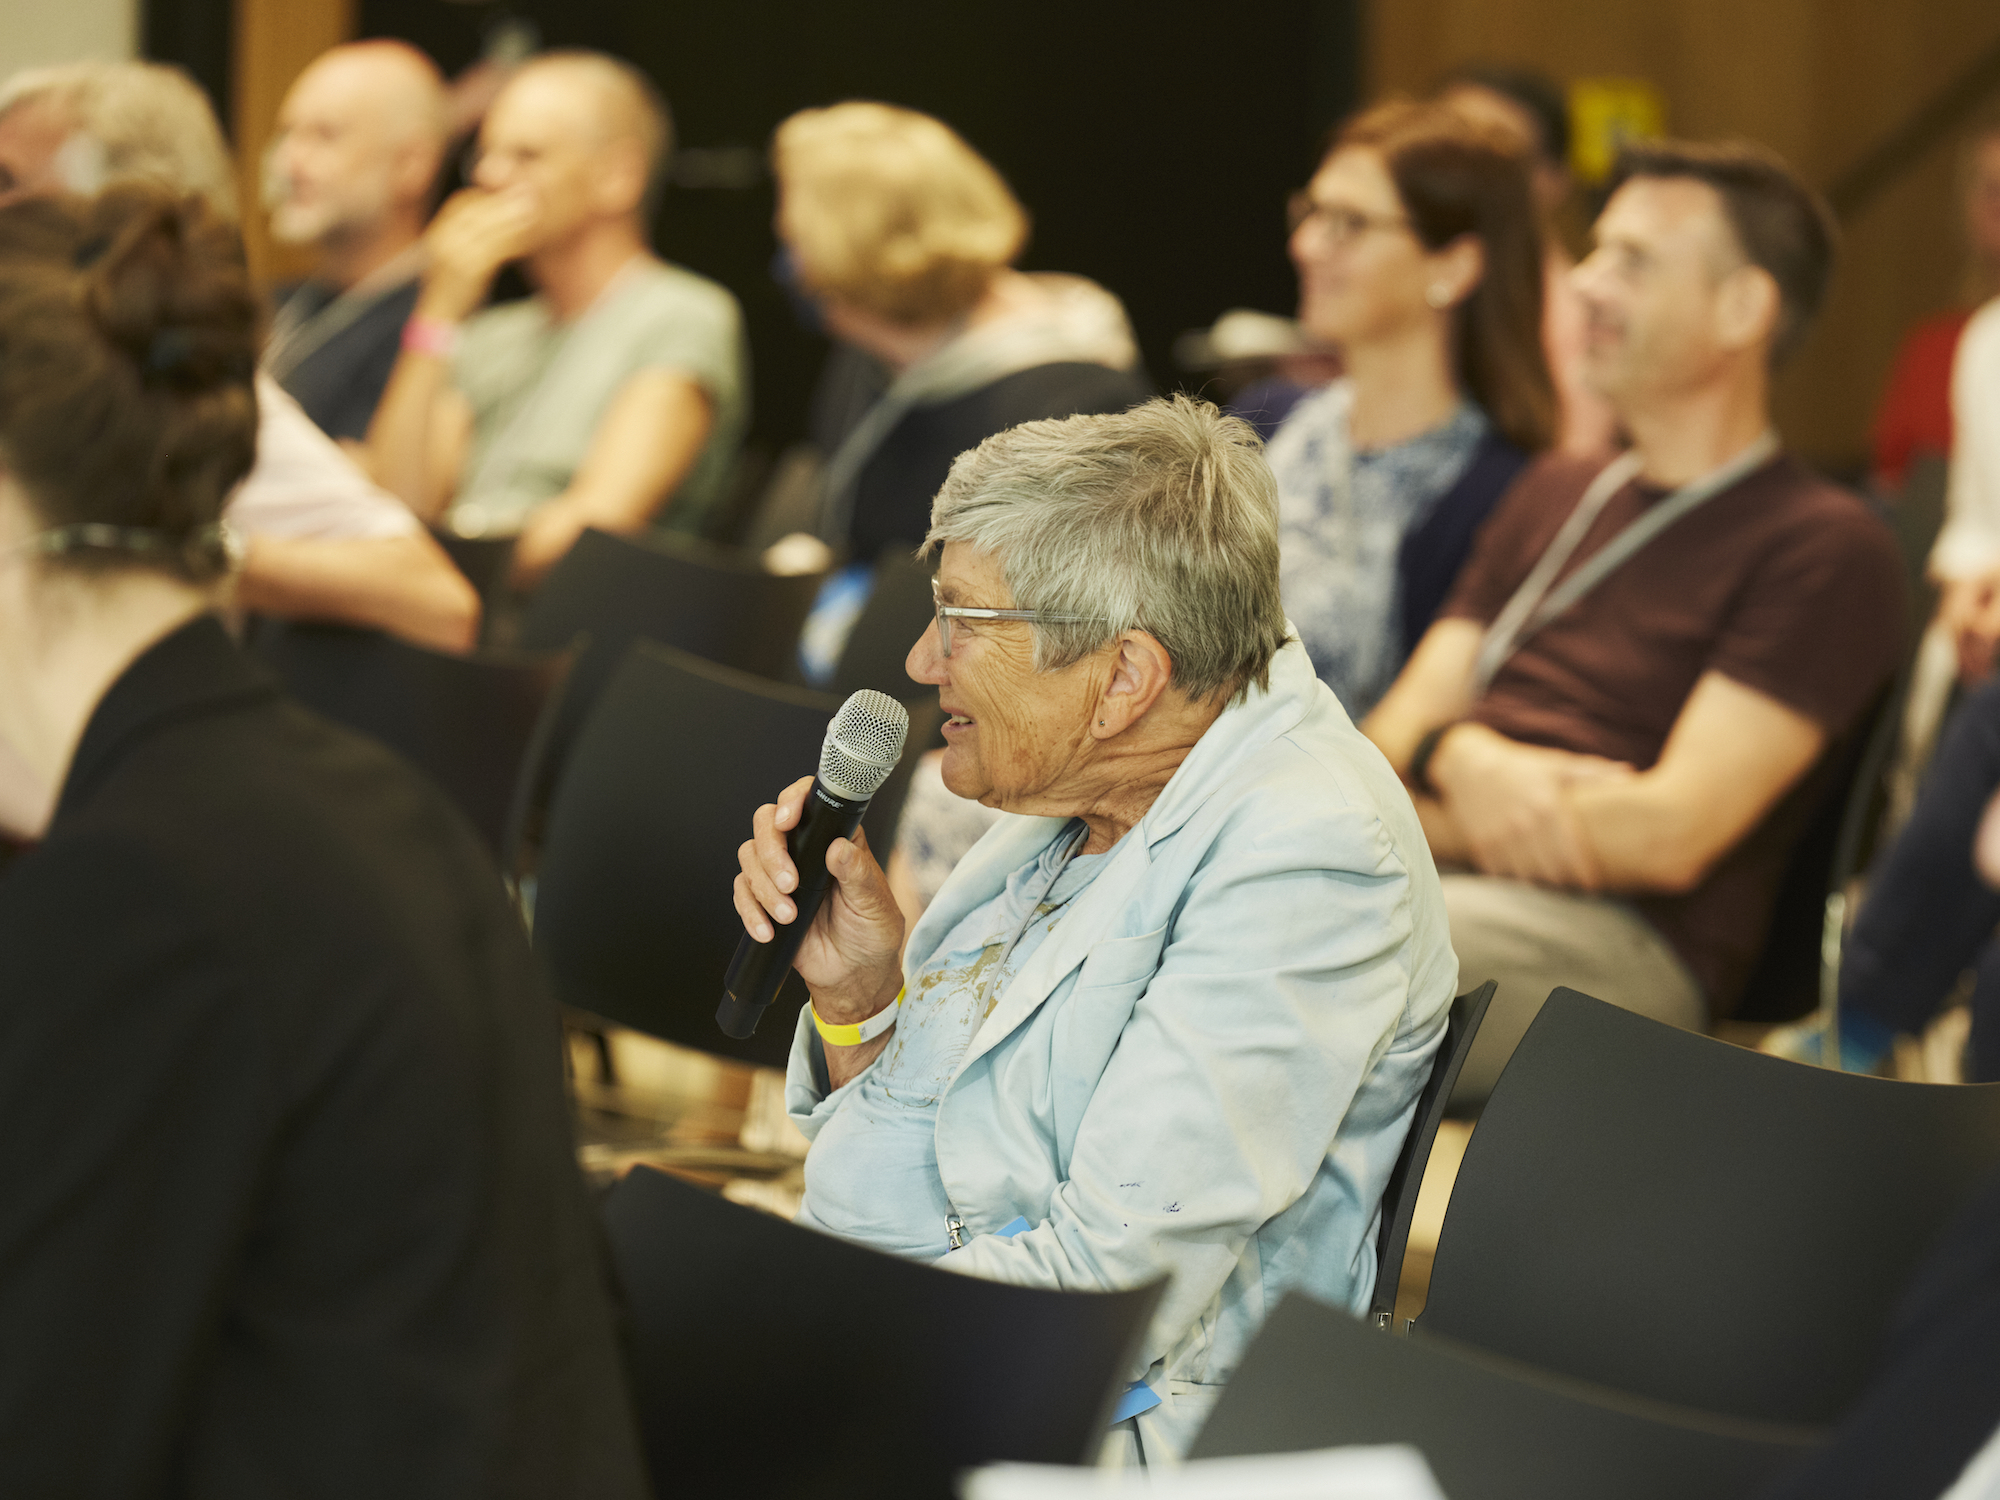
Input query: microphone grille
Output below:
<box><xmin>818</xmin><ymin>690</ymin><xmax>911</xmax><ymax>801</ymax></box>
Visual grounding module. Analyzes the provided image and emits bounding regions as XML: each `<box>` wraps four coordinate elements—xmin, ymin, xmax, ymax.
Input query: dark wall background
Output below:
<box><xmin>152</xmin><ymin>0</ymin><xmax>1360</xmax><ymax>454</ymax></box>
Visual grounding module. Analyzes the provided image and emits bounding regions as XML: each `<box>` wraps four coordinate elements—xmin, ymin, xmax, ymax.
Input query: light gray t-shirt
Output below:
<box><xmin>447</xmin><ymin>257</ymin><xmax>748</xmax><ymax>538</ymax></box>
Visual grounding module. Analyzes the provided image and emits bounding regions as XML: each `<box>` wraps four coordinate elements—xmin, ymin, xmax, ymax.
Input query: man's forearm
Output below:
<box><xmin>236</xmin><ymin>534</ymin><xmax>480</xmax><ymax>654</ymax></box>
<box><xmin>365</xmin><ymin>350</ymin><xmax>455</xmax><ymax>520</ymax></box>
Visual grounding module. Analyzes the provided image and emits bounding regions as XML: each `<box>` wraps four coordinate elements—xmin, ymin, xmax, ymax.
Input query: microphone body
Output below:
<box><xmin>717</xmin><ymin>777</ymin><xmax>870</xmax><ymax>1038</ymax></box>
<box><xmin>718</xmin><ymin>689</ymin><xmax>910</xmax><ymax>1039</ymax></box>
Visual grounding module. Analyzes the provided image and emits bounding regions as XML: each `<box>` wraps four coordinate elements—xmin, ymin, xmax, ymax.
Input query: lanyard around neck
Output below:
<box><xmin>1471</xmin><ymin>431</ymin><xmax>1781</xmax><ymax>695</ymax></box>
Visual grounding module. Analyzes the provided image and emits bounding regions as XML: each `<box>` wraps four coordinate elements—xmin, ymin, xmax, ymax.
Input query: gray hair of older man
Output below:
<box><xmin>923</xmin><ymin>396</ymin><xmax>1290</xmax><ymax>705</ymax></box>
<box><xmin>0</xmin><ymin>60</ymin><xmax>237</xmax><ymax>221</ymax></box>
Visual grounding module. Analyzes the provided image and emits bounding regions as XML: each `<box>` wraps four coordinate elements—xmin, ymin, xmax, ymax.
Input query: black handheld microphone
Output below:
<box><xmin>717</xmin><ymin>689</ymin><xmax>911</xmax><ymax>1039</ymax></box>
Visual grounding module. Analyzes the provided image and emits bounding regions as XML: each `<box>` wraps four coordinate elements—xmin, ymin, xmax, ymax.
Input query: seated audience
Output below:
<box><xmin>884</xmin><ymin>748</ymin><xmax>1005</xmax><ymax>926</ymax></box>
<box><xmin>368</xmin><ymin>50</ymin><xmax>747</xmax><ymax>590</ymax></box>
<box><xmin>734</xmin><ymin>398</ymin><xmax>1456</xmax><ymax>1464</ymax></box>
<box><xmin>773</xmin><ymin>102</ymin><xmax>1149</xmax><ymax>674</ymax></box>
<box><xmin>0</xmin><ymin>59</ymin><xmax>478</xmax><ymax>654</ymax></box>
<box><xmin>1365</xmin><ymin>139</ymin><xmax>1904</xmax><ymax>1101</ymax></box>
<box><xmin>1926</xmin><ymin>279</ymin><xmax>2000</xmax><ymax>685</ymax></box>
<box><xmin>1869</xmin><ymin>113</ymin><xmax>2000</xmax><ymax>494</ymax></box>
<box><xmin>0</xmin><ymin>184</ymin><xmax>645</xmax><ymax>1497</ymax></box>
<box><xmin>1436</xmin><ymin>62</ymin><xmax>1620</xmax><ymax>457</ymax></box>
<box><xmin>1767</xmin><ymin>676</ymin><xmax>2000</xmax><ymax>1081</ymax></box>
<box><xmin>263</xmin><ymin>41</ymin><xmax>447</xmax><ymax>444</ymax></box>
<box><xmin>1268</xmin><ymin>97</ymin><xmax>1553</xmax><ymax>717</ymax></box>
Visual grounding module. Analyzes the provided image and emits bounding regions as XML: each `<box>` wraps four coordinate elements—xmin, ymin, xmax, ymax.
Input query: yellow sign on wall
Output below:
<box><xmin>1569</xmin><ymin>78</ymin><xmax>1668</xmax><ymax>184</ymax></box>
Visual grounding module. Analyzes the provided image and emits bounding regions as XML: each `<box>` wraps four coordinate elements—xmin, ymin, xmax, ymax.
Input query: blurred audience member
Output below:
<box><xmin>774</xmin><ymin>102</ymin><xmax>1149</xmax><ymax>677</ymax></box>
<box><xmin>0</xmin><ymin>60</ymin><xmax>478</xmax><ymax>656</ymax></box>
<box><xmin>0</xmin><ymin>183</ymin><xmax>646</xmax><ymax>1498</ymax></box>
<box><xmin>1767</xmin><ymin>676</ymin><xmax>2000</xmax><ymax>1081</ymax></box>
<box><xmin>263</xmin><ymin>41</ymin><xmax>448</xmax><ymax>443</ymax></box>
<box><xmin>884</xmin><ymin>749</ymin><xmax>1004</xmax><ymax>928</ymax></box>
<box><xmin>1270</xmin><ymin>98</ymin><xmax>1553</xmax><ymax>716</ymax></box>
<box><xmin>1927</xmin><ymin>258</ymin><xmax>2000</xmax><ymax>684</ymax></box>
<box><xmin>1870</xmin><ymin>114</ymin><xmax>2000</xmax><ymax>493</ymax></box>
<box><xmin>1366</xmin><ymin>139</ymin><xmax>1904</xmax><ymax>1102</ymax></box>
<box><xmin>368</xmin><ymin>50</ymin><xmax>747</xmax><ymax>591</ymax></box>
<box><xmin>1437</xmin><ymin>63</ymin><xmax>1620</xmax><ymax>456</ymax></box>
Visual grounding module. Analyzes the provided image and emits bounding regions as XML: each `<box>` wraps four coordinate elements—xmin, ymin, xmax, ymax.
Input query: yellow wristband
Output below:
<box><xmin>811</xmin><ymin>988</ymin><xmax>903</xmax><ymax>1048</ymax></box>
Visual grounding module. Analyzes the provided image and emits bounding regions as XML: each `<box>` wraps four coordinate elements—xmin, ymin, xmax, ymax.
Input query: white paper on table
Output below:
<box><xmin>960</xmin><ymin>1444</ymin><xmax>1447</xmax><ymax>1500</ymax></box>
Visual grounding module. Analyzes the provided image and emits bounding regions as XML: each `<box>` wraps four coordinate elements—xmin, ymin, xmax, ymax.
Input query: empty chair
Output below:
<box><xmin>602</xmin><ymin>1163</ymin><xmax>1163</xmax><ymax>1498</ymax></box>
<box><xmin>532</xmin><ymin>640</ymin><xmax>938</xmax><ymax>1068</ymax></box>
<box><xmin>1370</xmin><ymin>980</ymin><xmax>1495</xmax><ymax>1330</ymax></box>
<box><xmin>1191</xmin><ymin>1292</ymin><xmax>1820</xmax><ymax>1500</ymax></box>
<box><xmin>1420</xmin><ymin>987</ymin><xmax>2000</xmax><ymax>1425</ymax></box>
<box><xmin>245</xmin><ymin>618</ymin><xmax>572</xmax><ymax>858</ymax></box>
<box><xmin>516</xmin><ymin>525</ymin><xmax>827</xmax><ymax>793</ymax></box>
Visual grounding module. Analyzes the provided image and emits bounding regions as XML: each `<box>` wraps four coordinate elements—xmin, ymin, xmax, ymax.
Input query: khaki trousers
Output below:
<box><xmin>1443</xmin><ymin>873</ymin><xmax>1707</xmax><ymax>1112</ymax></box>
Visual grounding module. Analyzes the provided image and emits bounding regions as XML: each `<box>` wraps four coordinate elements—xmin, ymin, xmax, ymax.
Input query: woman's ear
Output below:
<box><xmin>1093</xmin><ymin>632</ymin><xmax>1174</xmax><ymax>738</ymax></box>
<box><xmin>1427</xmin><ymin>233</ymin><xmax>1487</xmax><ymax>310</ymax></box>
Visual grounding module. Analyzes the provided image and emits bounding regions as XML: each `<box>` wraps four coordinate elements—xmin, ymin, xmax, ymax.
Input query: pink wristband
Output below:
<box><xmin>401</xmin><ymin>315</ymin><xmax>460</xmax><ymax>359</ymax></box>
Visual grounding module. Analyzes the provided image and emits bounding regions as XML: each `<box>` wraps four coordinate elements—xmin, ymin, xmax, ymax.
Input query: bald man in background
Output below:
<box><xmin>265</xmin><ymin>41</ymin><xmax>448</xmax><ymax>443</ymax></box>
<box><xmin>368</xmin><ymin>49</ymin><xmax>746</xmax><ymax>590</ymax></box>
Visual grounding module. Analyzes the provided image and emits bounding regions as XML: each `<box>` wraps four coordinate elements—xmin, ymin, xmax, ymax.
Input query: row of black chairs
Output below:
<box><xmin>585</xmin><ymin>986</ymin><xmax>2000</xmax><ymax>1498</ymax></box>
<box><xmin>250</xmin><ymin>526</ymin><xmax>944</xmax><ymax>1068</ymax></box>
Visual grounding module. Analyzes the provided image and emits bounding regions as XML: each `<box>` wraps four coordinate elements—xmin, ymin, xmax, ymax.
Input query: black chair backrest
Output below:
<box><xmin>532</xmin><ymin>640</ymin><xmax>937</xmax><ymax>1068</ymax></box>
<box><xmin>603</xmin><ymin>1164</ymin><xmax>1163</xmax><ymax>1498</ymax></box>
<box><xmin>833</xmin><ymin>550</ymin><xmax>937</xmax><ymax>702</ymax></box>
<box><xmin>1370</xmin><ymin>980</ymin><xmax>1496</xmax><ymax>1329</ymax></box>
<box><xmin>1420</xmin><ymin>987</ymin><xmax>2000</xmax><ymax>1425</ymax></box>
<box><xmin>516</xmin><ymin>526</ymin><xmax>825</xmax><ymax>796</ymax></box>
<box><xmin>246</xmin><ymin>618</ymin><xmax>572</xmax><ymax>859</ymax></box>
<box><xmin>1191</xmin><ymin>1292</ymin><xmax>1820</xmax><ymax>1500</ymax></box>
<box><xmin>431</xmin><ymin>529</ymin><xmax>517</xmax><ymax>611</ymax></box>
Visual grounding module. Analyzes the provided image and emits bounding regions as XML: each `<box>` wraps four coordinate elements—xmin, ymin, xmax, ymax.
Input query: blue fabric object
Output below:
<box><xmin>784</xmin><ymin>637</ymin><xmax>1457</xmax><ymax>1462</ymax></box>
<box><xmin>1268</xmin><ymin>381</ymin><xmax>1514</xmax><ymax>716</ymax></box>
<box><xmin>795</xmin><ymin>833</ymin><xmax>1105</xmax><ymax>1258</ymax></box>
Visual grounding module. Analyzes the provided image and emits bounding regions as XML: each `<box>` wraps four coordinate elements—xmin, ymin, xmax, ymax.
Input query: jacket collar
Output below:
<box><xmin>53</xmin><ymin>613</ymin><xmax>279</xmax><ymax>826</ymax></box>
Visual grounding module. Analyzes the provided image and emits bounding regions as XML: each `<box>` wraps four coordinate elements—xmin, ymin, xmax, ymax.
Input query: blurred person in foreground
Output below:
<box><xmin>733</xmin><ymin>398</ymin><xmax>1456</xmax><ymax>1464</ymax></box>
<box><xmin>1870</xmin><ymin>113</ymin><xmax>2000</xmax><ymax>496</ymax></box>
<box><xmin>773</xmin><ymin>101</ymin><xmax>1150</xmax><ymax>679</ymax></box>
<box><xmin>0</xmin><ymin>59</ymin><xmax>477</xmax><ymax>661</ymax></box>
<box><xmin>367</xmin><ymin>50</ymin><xmax>747</xmax><ymax>591</ymax></box>
<box><xmin>1436</xmin><ymin>62</ymin><xmax>1620</xmax><ymax>456</ymax></box>
<box><xmin>1269</xmin><ymin>96</ymin><xmax>1554</xmax><ymax>719</ymax></box>
<box><xmin>0</xmin><ymin>184</ymin><xmax>646</xmax><ymax>1497</ymax></box>
<box><xmin>1365</xmin><ymin>139</ymin><xmax>1903</xmax><ymax>1103</ymax></box>
<box><xmin>263</xmin><ymin>40</ymin><xmax>449</xmax><ymax>443</ymax></box>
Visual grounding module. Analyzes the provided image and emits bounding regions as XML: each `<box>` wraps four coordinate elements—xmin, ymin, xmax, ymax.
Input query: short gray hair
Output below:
<box><xmin>0</xmin><ymin>60</ymin><xmax>238</xmax><ymax>221</ymax></box>
<box><xmin>924</xmin><ymin>396</ymin><xmax>1288</xmax><ymax>704</ymax></box>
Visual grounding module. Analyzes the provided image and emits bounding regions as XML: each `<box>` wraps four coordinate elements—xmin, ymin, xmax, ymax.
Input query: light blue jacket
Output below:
<box><xmin>785</xmin><ymin>636</ymin><xmax>1457</xmax><ymax>1460</ymax></box>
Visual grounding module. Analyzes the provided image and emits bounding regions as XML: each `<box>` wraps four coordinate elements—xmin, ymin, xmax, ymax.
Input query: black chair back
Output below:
<box><xmin>246</xmin><ymin>618</ymin><xmax>572</xmax><ymax>859</ymax></box>
<box><xmin>1420</xmin><ymin>987</ymin><xmax>2000</xmax><ymax>1425</ymax></box>
<box><xmin>516</xmin><ymin>526</ymin><xmax>826</xmax><ymax>797</ymax></box>
<box><xmin>602</xmin><ymin>1165</ymin><xmax>1163</xmax><ymax>1498</ymax></box>
<box><xmin>1191</xmin><ymin>1293</ymin><xmax>1820</xmax><ymax>1500</ymax></box>
<box><xmin>532</xmin><ymin>640</ymin><xmax>937</xmax><ymax>1068</ymax></box>
<box><xmin>833</xmin><ymin>550</ymin><xmax>937</xmax><ymax>702</ymax></box>
<box><xmin>1370</xmin><ymin>980</ymin><xmax>1495</xmax><ymax>1330</ymax></box>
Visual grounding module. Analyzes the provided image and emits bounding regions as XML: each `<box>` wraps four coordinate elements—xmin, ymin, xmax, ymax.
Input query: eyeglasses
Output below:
<box><xmin>1286</xmin><ymin>191</ymin><xmax>1413</xmax><ymax>245</ymax></box>
<box><xmin>932</xmin><ymin>592</ymin><xmax>1101</xmax><ymax>658</ymax></box>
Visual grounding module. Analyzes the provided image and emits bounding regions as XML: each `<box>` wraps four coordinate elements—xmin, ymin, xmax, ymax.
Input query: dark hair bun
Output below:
<box><xmin>0</xmin><ymin>185</ymin><xmax>259</xmax><ymax>574</ymax></box>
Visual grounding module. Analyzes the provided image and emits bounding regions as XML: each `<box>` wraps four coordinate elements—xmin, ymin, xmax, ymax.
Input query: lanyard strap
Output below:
<box><xmin>1471</xmin><ymin>432</ymin><xmax>1780</xmax><ymax>694</ymax></box>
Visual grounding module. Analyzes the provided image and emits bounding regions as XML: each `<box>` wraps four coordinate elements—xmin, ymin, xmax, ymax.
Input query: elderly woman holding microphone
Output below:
<box><xmin>734</xmin><ymin>397</ymin><xmax>1456</xmax><ymax>1463</ymax></box>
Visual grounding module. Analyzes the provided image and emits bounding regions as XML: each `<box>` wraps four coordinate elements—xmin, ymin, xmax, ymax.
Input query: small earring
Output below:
<box><xmin>1098</xmin><ymin>719</ymin><xmax>1106</xmax><ymax>727</ymax></box>
<box><xmin>1427</xmin><ymin>285</ymin><xmax>1452</xmax><ymax>309</ymax></box>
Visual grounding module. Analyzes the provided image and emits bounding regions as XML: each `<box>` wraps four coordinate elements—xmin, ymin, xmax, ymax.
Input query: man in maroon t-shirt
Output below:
<box><xmin>1365</xmin><ymin>139</ymin><xmax>1904</xmax><ymax>1102</ymax></box>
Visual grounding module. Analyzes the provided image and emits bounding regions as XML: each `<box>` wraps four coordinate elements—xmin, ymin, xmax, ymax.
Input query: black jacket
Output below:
<box><xmin>0</xmin><ymin>616</ymin><xmax>648</xmax><ymax>1499</ymax></box>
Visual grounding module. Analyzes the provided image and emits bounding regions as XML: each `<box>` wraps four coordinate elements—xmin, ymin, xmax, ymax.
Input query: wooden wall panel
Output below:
<box><xmin>1370</xmin><ymin>0</ymin><xmax>2000</xmax><ymax>467</ymax></box>
<box><xmin>231</xmin><ymin>0</ymin><xmax>353</xmax><ymax>288</ymax></box>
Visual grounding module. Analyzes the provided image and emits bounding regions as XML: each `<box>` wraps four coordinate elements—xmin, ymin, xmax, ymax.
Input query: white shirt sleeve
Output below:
<box><xmin>1930</xmin><ymin>298</ymin><xmax>2000</xmax><ymax>581</ymax></box>
<box><xmin>222</xmin><ymin>376</ymin><xmax>420</xmax><ymax>542</ymax></box>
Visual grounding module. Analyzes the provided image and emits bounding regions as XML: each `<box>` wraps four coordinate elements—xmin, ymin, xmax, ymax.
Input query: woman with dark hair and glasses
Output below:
<box><xmin>1270</xmin><ymin>97</ymin><xmax>1556</xmax><ymax>717</ymax></box>
<box><xmin>0</xmin><ymin>185</ymin><xmax>644</xmax><ymax>1497</ymax></box>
